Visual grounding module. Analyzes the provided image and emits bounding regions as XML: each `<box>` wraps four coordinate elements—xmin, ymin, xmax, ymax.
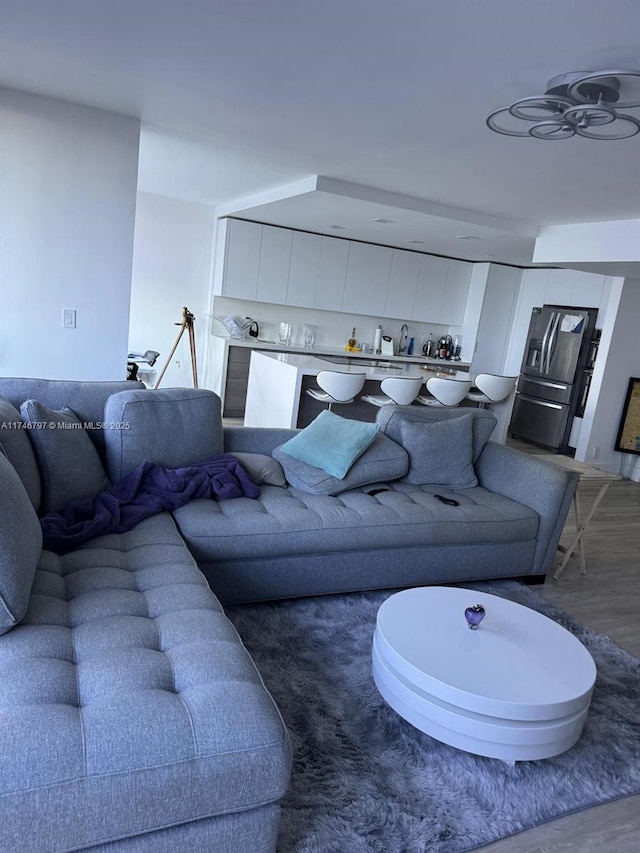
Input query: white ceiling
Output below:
<box><xmin>1</xmin><ymin>0</ymin><xmax>639</xmax><ymax>267</ymax></box>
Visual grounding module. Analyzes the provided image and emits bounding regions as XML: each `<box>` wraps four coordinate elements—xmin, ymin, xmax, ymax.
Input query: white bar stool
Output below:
<box><xmin>306</xmin><ymin>370</ymin><xmax>367</xmax><ymax>410</ymax></box>
<box><xmin>466</xmin><ymin>374</ymin><xmax>518</xmax><ymax>408</ymax></box>
<box><xmin>361</xmin><ymin>376</ymin><xmax>424</xmax><ymax>407</ymax></box>
<box><xmin>417</xmin><ymin>377</ymin><xmax>472</xmax><ymax>407</ymax></box>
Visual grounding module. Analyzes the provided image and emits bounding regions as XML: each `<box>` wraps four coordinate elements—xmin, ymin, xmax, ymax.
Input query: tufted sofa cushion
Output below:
<box><xmin>173</xmin><ymin>480</ymin><xmax>539</xmax><ymax>565</ymax></box>
<box><xmin>0</xmin><ymin>513</ymin><xmax>291</xmax><ymax>853</ymax></box>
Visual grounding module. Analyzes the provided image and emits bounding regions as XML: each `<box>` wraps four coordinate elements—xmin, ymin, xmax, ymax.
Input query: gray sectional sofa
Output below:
<box><xmin>0</xmin><ymin>377</ymin><xmax>579</xmax><ymax>852</ymax></box>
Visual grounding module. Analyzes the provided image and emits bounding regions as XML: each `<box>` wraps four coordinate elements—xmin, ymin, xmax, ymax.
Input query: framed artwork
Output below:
<box><xmin>614</xmin><ymin>377</ymin><xmax>640</xmax><ymax>455</ymax></box>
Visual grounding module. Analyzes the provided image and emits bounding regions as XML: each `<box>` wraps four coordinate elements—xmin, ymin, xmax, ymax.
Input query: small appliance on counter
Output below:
<box><xmin>381</xmin><ymin>335</ymin><xmax>395</xmax><ymax>356</ymax></box>
<box><xmin>436</xmin><ymin>335</ymin><xmax>453</xmax><ymax>359</ymax></box>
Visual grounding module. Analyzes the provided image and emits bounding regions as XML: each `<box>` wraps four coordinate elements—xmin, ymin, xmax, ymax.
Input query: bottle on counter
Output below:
<box><xmin>373</xmin><ymin>325</ymin><xmax>382</xmax><ymax>354</ymax></box>
<box><xmin>452</xmin><ymin>335</ymin><xmax>462</xmax><ymax>360</ymax></box>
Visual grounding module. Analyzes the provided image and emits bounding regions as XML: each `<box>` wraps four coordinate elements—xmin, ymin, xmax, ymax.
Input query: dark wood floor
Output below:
<box><xmin>481</xmin><ymin>440</ymin><xmax>640</xmax><ymax>852</ymax></box>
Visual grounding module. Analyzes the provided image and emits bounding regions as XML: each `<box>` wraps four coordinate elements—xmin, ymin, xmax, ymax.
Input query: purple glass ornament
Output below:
<box><xmin>464</xmin><ymin>604</ymin><xmax>486</xmax><ymax>630</ymax></box>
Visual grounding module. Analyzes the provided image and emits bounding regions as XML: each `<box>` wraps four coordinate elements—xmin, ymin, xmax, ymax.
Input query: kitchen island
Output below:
<box><xmin>244</xmin><ymin>350</ymin><xmax>470</xmax><ymax>428</ymax></box>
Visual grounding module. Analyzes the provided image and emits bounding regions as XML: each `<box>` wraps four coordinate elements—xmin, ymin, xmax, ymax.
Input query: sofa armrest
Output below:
<box><xmin>223</xmin><ymin>426</ymin><xmax>298</xmax><ymax>456</ymax></box>
<box><xmin>475</xmin><ymin>441</ymin><xmax>579</xmax><ymax>577</ymax></box>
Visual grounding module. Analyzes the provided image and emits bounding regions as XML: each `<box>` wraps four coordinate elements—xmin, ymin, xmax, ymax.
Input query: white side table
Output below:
<box><xmin>372</xmin><ymin>586</ymin><xmax>596</xmax><ymax>761</ymax></box>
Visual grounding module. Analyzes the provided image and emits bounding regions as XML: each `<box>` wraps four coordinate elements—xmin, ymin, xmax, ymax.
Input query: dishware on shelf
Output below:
<box><xmin>279</xmin><ymin>322</ymin><xmax>293</xmax><ymax>346</ymax></box>
<box><xmin>303</xmin><ymin>324</ymin><xmax>316</xmax><ymax>348</ymax></box>
<box><xmin>216</xmin><ymin>315</ymin><xmax>254</xmax><ymax>340</ymax></box>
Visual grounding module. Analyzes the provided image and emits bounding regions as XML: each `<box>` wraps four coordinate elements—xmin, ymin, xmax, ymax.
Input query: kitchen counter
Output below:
<box><xmin>243</xmin><ymin>350</ymin><xmax>470</xmax><ymax>428</ymax></box>
<box><xmin>212</xmin><ymin>334</ymin><xmax>471</xmax><ymax>370</ymax></box>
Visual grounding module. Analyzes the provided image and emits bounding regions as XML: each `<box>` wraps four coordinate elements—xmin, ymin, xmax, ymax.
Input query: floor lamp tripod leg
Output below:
<box><xmin>154</xmin><ymin>307</ymin><xmax>198</xmax><ymax>390</ymax></box>
<box><xmin>188</xmin><ymin>322</ymin><xmax>199</xmax><ymax>388</ymax></box>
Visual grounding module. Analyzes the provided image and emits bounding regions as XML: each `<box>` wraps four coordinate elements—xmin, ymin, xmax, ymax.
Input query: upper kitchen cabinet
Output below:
<box><xmin>287</xmin><ymin>231</ymin><xmax>322</xmax><ymax>308</ymax></box>
<box><xmin>442</xmin><ymin>258</ymin><xmax>473</xmax><ymax>324</ymax></box>
<box><xmin>213</xmin><ymin>218</ymin><xmax>261</xmax><ymax>300</ymax></box>
<box><xmin>384</xmin><ymin>249</ymin><xmax>421</xmax><ymax>319</ymax></box>
<box><xmin>256</xmin><ymin>226</ymin><xmax>292</xmax><ymax>304</ymax></box>
<box><xmin>314</xmin><ymin>236</ymin><xmax>350</xmax><ymax>311</ymax></box>
<box><xmin>342</xmin><ymin>241</ymin><xmax>393</xmax><ymax>315</ymax></box>
<box><xmin>571</xmin><ymin>271</ymin><xmax>604</xmax><ymax>308</ymax></box>
<box><xmin>543</xmin><ymin>268</ymin><xmax>575</xmax><ymax>305</ymax></box>
<box><xmin>412</xmin><ymin>254</ymin><xmax>448</xmax><ymax>322</ymax></box>
<box><xmin>531</xmin><ymin>268</ymin><xmax>605</xmax><ymax>309</ymax></box>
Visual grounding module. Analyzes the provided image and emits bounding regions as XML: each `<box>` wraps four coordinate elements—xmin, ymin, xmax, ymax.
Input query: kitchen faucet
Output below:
<box><xmin>397</xmin><ymin>324</ymin><xmax>409</xmax><ymax>354</ymax></box>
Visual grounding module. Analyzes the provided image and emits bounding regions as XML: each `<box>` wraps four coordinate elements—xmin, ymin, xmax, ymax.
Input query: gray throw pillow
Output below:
<box><xmin>399</xmin><ymin>413</ymin><xmax>478</xmax><ymax>489</ymax></box>
<box><xmin>230</xmin><ymin>452</ymin><xmax>287</xmax><ymax>487</ymax></box>
<box><xmin>20</xmin><ymin>400</ymin><xmax>111</xmax><ymax>514</ymax></box>
<box><xmin>273</xmin><ymin>432</ymin><xmax>408</xmax><ymax>496</ymax></box>
<box><xmin>0</xmin><ymin>395</ymin><xmax>41</xmax><ymax>510</ymax></box>
<box><xmin>0</xmin><ymin>451</ymin><xmax>42</xmax><ymax>635</ymax></box>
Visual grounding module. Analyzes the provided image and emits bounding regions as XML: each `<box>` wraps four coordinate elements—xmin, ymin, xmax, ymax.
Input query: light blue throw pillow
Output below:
<box><xmin>273</xmin><ymin>432</ymin><xmax>408</xmax><ymax>495</ymax></box>
<box><xmin>277</xmin><ymin>410</ymin><xmax>379</xmax><ymax>479</ymax></box>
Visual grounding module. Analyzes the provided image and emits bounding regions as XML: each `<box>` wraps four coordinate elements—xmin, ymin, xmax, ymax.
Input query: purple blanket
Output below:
<box><xmin>41</xmin><ymin>453</ymin><xmax>260</xmax><ymax>555</ymax></box>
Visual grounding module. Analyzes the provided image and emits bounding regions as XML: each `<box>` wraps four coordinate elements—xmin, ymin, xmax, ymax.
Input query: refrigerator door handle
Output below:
<box><xmin>523</xmin><ymin>377</ymin><xmax>570</xmax><ymax>391</ymax></box>
<box><xmin>517</xmin><ymin>394</ymin><xmax>563</xmax><ymax>410</ymax></box>
<box><xmin>540</xmin><ymin>311</ymin><xmax>555</xmax><ymax>375</ymax></box>
<box><xmin>546</xmin><ymin>312</ymin><xmax>561</xmax><ymax>374</ymax></box>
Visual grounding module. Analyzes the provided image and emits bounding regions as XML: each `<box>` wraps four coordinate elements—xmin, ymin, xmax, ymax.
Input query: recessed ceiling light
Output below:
<box><xmin>370</xmin><ymin>217</ymin><xmax>396</xmax><ymax>224</ymax></box>
<box><xmin>456</xmin><ymin>235</ymin><xmax>481</xmax><ymax>240</ymax></box>
<box><xmin>406</xmin><ymin>239</ymin><xmax>426</xmax><ymax>244</ymax></box>
<box><xmin>329</xmin><ymin>224</ymin><xmax>347</xmax><ymax>230</ymax></box>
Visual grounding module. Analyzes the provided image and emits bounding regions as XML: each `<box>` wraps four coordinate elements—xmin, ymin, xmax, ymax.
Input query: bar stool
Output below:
<box><xmin>361</xmin><ymin>376</ymin><xmax>424</xmax><ymax>407</ymax></box>
<box><xmin>416</xmin><ymin>377</ymin><xmax>472</xmax><ymax>407</ymax></box>
<box><xmin>306</xmin><ymin>371</ymin><xmax>367</xmax><ymax>410</ymax></box>
<box><xmin>466</xmin><ymin>374</ymin><xmax>518</xmax><ymax>408</ymax></box>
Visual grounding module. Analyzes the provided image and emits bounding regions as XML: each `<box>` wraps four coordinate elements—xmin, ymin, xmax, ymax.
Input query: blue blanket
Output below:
<box><xmin>41</xmin><ymin>454</ymin><xmax>260</xmax><ymax>554</ymax></box>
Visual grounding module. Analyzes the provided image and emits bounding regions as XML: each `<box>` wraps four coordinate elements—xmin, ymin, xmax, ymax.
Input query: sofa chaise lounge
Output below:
<box><xmin>0</xmin><ymin>377</ymin><xmax>579</xmax><ymax>852</ymax></box>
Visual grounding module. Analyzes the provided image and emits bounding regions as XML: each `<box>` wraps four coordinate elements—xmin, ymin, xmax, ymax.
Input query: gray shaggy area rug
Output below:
<box><xmin>226</xmin><ymin>580</ymin><xmax>640</xmax><ymax>853</ymax></box>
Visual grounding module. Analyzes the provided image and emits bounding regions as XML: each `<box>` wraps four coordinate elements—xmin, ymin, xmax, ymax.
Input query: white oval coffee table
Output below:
<box><xmin>372</xmin><ymin>586</ymin><xmax>596</xmax><ymax>761</ymax></box>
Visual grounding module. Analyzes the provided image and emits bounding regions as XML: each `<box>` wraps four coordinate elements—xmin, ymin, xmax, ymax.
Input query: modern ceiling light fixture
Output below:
<box><xmin>487</xmin><ymin>69</ymin><xmax>640</xmax><ymax>140</ymax></box>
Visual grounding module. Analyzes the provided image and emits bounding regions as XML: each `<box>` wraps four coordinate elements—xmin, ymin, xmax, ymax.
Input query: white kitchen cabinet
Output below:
<box><xmin>543</xmin><ymin>268</ymin><xmax>575</xmax><ymax>305</ymax></box>
<box><xmin>314</xmin><ymin>236</ymin><xmax>350</xmax><ymax>310</ymax></box>
<box><xmin>287</xmin><ymin>231</ymin><xmax>322</xmax><ymax>308</ymax></box>
<box><xmin>256</xmin><ymin>226</ymin><xmax>292</xmax><ymax>304</ymax></box>
<box><xmin>571</xmin><ymin>271</ymin><xmax>605</xmax><ymax>308</ymax></box>
<box><xmin>412</xmin><ymin>254</ymin><xmax>449</xmax><ymax>322</ymax></box>
<box><xmin>342</xmin><ymin>242</ymin><xmax>393</xmax><ymax>315</ymax></box>
<box><xmin>441</xmin><ymin>258</ymin><xmax>473</xmax><ymax>324</ymax></box>
<box><xmin>384</xmin><ymin>249</ymin><xmax>421</xmax><ymax>319</ymax></box>
<box><xmin>219</xmin><ymin>218</ymin><xmax>262</xmax><ymax>300</ymax></box>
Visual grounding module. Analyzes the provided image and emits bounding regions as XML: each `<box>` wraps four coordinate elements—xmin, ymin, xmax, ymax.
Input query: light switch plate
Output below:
<box><xmin>62</xmin><ymin>308</ymin><xmax>76</xmax><ymax>329</ymax></box>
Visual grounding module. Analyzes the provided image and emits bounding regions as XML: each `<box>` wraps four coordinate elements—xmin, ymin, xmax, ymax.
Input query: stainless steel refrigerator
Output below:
<box><xmin>508</xmin><ymin>304</ymin><xmax>597</xmax><ymax>454</ymax></box>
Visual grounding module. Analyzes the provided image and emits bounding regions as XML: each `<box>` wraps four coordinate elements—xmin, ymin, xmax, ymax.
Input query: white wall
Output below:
<box><xmin>129</xmin><ymin>193</ymin><xmax>215</xmax><ymax>388</ymax></box>
<box><xmin>576</xmin><ymin>277</ymin><xmax>640</xmax><ymax>477</ymax></box>
<box><xmin>0</xmin><ymin>88</ymin><xmax>140</xmax><ymax>380</ymax></box>
<box><xmin>469</xmin><ymin>263</ymin><xmax>522</xmax><ymax>443</ymax></box>
<box><xmin>534</xmin><ymin>220</ymin><xmax>640</xmax><ymax>266</ymax></box>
